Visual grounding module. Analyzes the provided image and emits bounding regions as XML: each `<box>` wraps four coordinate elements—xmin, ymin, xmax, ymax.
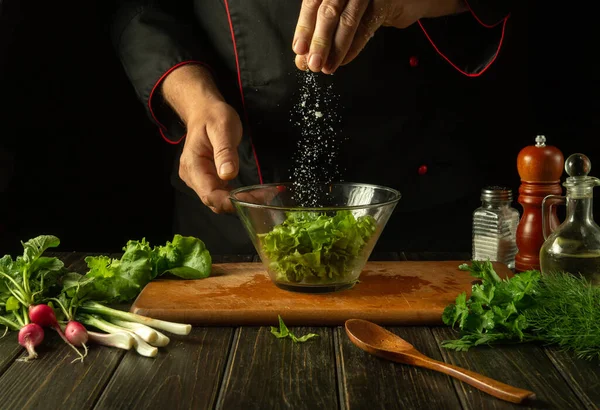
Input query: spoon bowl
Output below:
<box><xmin>345</xmin><ymin>319</ymin><xmax>536</xmax><ymax>404</ymax></box>
<box><xmin>346</xmin><ymin>317</ymin><xmax>415</xmax><ymax>352</ymax></box>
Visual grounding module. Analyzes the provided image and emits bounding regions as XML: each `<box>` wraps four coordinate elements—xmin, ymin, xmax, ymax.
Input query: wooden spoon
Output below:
<box><xmin>345</xmin><ymin>319</ymin><xmax>536</xmax><ymax>404</ymax></box>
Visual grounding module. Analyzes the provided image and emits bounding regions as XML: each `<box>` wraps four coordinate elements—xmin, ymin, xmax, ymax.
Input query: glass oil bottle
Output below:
<box><xmin>540</xmin><ymin>153</ymin><xmax>600</xmax><ymax>285</ymax></box>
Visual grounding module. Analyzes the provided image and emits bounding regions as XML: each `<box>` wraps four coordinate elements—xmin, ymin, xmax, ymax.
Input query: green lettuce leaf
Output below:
<box><xmin>81</xmin><ymin>239</ymin><xmax>154</xmax><ymax>303</ymax></box>
<box><xmin>270</xmin><ymin>315</ymin><xmax>318</xmax><ymax>343</ymax></box>
<box><xmin>66</xmin><ymin>235</ymin><xmax>212</xmax><ymax>304</ymax></box>
<box><xmin>151</xmin><ymin>234</ymin><xmax>211</xmax><ymax>279</ymax></box>
<box><xmin>258</xmin><ymin>210</ymin><xmax>377</xmax><ymax>283</ymax></box>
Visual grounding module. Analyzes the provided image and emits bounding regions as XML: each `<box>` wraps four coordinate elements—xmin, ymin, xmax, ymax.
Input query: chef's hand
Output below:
<box><xmin>161</xmin><ymin>64</ymin><xmax>242</xmax><ymax>214</ymax></box>
<box><xmin>293</xmin><ymin>0</ymin><xmax>467</xmax><ymax>74</ymax></box>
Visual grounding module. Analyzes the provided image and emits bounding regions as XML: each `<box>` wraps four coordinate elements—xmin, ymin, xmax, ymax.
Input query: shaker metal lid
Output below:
<box><xmin>481</xmin><ymin>186</ymin><xmax>513</xmax><ymax>202</ymax></box>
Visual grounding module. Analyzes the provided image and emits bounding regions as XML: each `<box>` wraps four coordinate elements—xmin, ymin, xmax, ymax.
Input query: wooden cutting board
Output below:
<box><xmin>130</xmin><ymin>261</ymin><xmax>511</xmax><ymax>326</ymax></box>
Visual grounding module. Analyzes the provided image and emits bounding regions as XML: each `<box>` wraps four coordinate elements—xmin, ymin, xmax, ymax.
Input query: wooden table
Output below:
<box><xmin>0</xmin><ymin>251</ymin><xmax>598</xmax><ymax>410</ymax></box>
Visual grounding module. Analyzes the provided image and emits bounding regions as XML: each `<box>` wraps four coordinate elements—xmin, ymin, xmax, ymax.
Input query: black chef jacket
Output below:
<box><xmin>111</xmin><ymin>0</ymin><xmax>513</xmax><ymax>254</ymax></box>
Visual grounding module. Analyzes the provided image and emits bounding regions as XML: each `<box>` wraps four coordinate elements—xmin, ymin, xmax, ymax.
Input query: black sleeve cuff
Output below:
<box><xmin>111</xmin><ymin>3</ymin><xmax>212</xmax><ymax>143</ymax></box>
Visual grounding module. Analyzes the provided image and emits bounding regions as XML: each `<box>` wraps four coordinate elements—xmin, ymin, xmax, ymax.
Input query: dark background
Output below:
<box><xmin>0</xmin><ymin>1</ymin><xmax>598</xmax><ymax>254</ymax></box>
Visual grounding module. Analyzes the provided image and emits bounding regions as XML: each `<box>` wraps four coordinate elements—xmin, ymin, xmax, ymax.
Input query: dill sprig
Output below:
<box><xmin>525</xmin><ymin>271</ymin><xmax>600</xmax><ymax>360</ymax></box>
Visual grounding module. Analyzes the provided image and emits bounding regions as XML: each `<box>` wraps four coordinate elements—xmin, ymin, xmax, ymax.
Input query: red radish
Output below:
<box><xmin>29</xmin><ymin>304</ymin><xmax>85</xmax><ymax>362</ymax></box>
<box><xmin>65</xmin><ymin>320</ymin><xmax>89</xmax><ymax>359</ymax></box>
<box><xmin>17</xmin><ymin>323</ymin><xmax>44</xmax><ymax>362</ymax></box>
<box><xmin>65</xmin><ymin>321</ymin><xmax>88</xmax><ymax>346</ymax></box>
<box><xmin>29</xmin><ymin>304</ymin><xmax>60</xmax><ymax>328</ymax></box>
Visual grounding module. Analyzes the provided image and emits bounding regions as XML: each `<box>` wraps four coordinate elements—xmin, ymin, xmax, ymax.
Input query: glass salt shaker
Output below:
<box><xmin>472</xmin><ymin>186</ymin><xmax>521</xmax><ymax>269</ymax></box>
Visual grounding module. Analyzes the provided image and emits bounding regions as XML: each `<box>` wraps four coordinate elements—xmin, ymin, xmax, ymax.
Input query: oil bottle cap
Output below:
<box><xmin>564</xmin><ymin>153</ymin><xmax>600</xmax><ymax>189</ymax></box>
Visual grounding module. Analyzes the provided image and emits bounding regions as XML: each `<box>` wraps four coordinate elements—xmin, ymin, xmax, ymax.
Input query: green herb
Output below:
<box><xmin>442</xmin><ymin>260</ymin><xmax>600</xmax><ymax>360</ymax></box>
<box><xmin>258</xmin><ymin>210</ymin><xmax>377</xmax><ymax>284</ymax></box>
<box><xmin>1</xmin><ymin>234</ymin><xmax>211</xmax><ymax>326</ymax></box>
<box><xmin>524</xmin><ymin>271</ymin><xmax>600</xmax><ymax>360</ymax></box>
<box><xmin>0</xmin><ymin>235</ymin><xmax>65</xmax><ymax>328</ymax></box>
<box><xmin>270</xmin><ymin>315</ymin><xmax>318</xmax><ymax>343</ymax></box>
<box><xmin>0</xmin><ymin>234</ymin><xmax>211</xmax><ymax>360</ymax></box>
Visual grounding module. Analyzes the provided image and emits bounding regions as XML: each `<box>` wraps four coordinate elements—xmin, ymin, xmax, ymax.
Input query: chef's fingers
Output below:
<box><xmin>205</xmin><ymin>105</ymin><xmax>243</xmax><ymax>181</ymax></box>
<box><xmin>179</xmin><ymin>111</ymin><xmax>239</xmax><ymax>214</ymax></box>
<box><xmin>293</xmin><ymin>0</ymin><xmax>323</xmax><ymax>56</ymax></box>
<box><xmin>295</xmin><ymin>54</ymin><xmax>309</xmax><ymax>71</ymax></box>
<box><xmin>322</xmin><ymin>0</ymin><xmax>368</xmax><ymax>74</ymax></box>
<box><xmin>340</xmin><ymin>3</ymin><xmax>382</xmax><ymax>66</ymax></box>
<box><xmin>307</xmin><ymin>0</ymin><xmax>349</xmax><ymax>72</ymax></box>
<box><xmin>205</xmin><ymin>189</ymin><xmax>235</xmax><ymax>214</ymax></box>
<box><xmin>179</xmin><ymin>143</ymin><xmax>234</xmax><ymax>214</ymax></box>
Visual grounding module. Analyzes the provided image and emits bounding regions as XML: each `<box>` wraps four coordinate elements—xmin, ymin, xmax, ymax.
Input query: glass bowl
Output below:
<box><xmin>229</xmin><ymin>182</ymin><xmax>401</xmax><ymax>293</ymax></box>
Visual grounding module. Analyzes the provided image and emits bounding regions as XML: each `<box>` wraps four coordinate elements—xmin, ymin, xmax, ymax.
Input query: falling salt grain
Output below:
<box><xmin>288</xmin><ymin>70</ymin><xmax>346</xmax><ymax>207</ymax></box>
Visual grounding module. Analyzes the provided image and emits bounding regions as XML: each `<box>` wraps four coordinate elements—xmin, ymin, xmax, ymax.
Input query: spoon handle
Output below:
<box><xmin>413</xmin><ymin>353</ymin><xmax>536</xmax><ymax>404</ymax></box>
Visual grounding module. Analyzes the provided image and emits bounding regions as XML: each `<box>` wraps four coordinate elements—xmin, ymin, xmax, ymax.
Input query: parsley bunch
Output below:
<box><xmin>442</xmin><ymin>260</ymin><xmax>600</xmax><ymax>360</ymax></box>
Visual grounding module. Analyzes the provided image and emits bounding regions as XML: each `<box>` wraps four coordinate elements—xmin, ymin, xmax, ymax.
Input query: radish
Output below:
<box><xmin>28</xmin><ymin>304</ymin><xmax>58</xmax><ymax>328</ymax></box>
<box><xmin>17</xmin><ymin>323</ymin><xmax>44</xmax><ymax>362</ymax></box>
<box><xmin>65</xmin><ymin>321</ymin><xmax>89</xmax><ymax>359</ymax></box>
<box><xmin>65</xmin><ymin>321</ymin><xmax>88</xmax><ymax>345</ymax></box>
<box><xmin>29</xmin><ymin>304</ymin><xmax>85</xmax><ymax>362</ymax></box>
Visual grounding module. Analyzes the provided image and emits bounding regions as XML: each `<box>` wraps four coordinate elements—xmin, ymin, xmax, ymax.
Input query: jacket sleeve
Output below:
<box><xmin>418</xmin><ymin>0</ymin><xmax>513</xmax><ymax>76</ymax></box>
<box><xmin>111</xmin><ymin>0</ymin><xmax>214</xmax><ymax>143</ymax></box>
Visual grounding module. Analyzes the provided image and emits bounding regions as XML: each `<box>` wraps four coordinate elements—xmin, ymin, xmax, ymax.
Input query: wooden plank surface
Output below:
<box><xmin>0</xmin><ymin>251</ymin><xmax>590</xmax><ymax>410</ymax></box>
<box><xmin>0</xmin><ymin>332</ymin><xmax>125</xmax><ymax>410</ymax></box>
<box><xmin>0</xmin><ymin>332</ymin><xmax>22</xmax><ymax>375</ymax></box>
<box><xmin>130</xmin><ymin>261</ymin><xmax>512</xmax><ymax>326</ymax></box>
<box><xmin>432</xmin><ymin>327</ymin><xmax>586</xmax><ymax>409</ymax></box>
<box><xmin>338</xmin><ymin>326</ymin><xmax>462</xmax><ymax>410</ymax></box>
<box><xmin>216</xmin><ymin>326</ymin><xmax>337</xmax><ymax>410</ymax></box>
<box><xmin>94</xmin><ymin>327</ymin><xmax>234</xmax><ymax>410</ymax></box>
<box><xmin>543</xmin><ymin>348</ymin><xmax>600</xmax><ymax>410</ymax></box>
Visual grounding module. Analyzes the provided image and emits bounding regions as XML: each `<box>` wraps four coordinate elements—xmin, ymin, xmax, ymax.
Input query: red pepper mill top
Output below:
<box><xmin>515</xmin><ymin>135</ymin><xmax>564</xmax><ymax>272</ymax></box>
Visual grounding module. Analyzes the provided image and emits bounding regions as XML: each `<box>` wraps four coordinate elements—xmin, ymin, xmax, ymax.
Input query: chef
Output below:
<box><xmin>112</xmin><ymin>0</ymin><xmax>513</xmax><ymax>254</ymax></box>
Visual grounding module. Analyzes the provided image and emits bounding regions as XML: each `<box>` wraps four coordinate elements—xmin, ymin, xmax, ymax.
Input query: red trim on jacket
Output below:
<box><xmin>148</xmin><ymin>60</ymin><xmax>207</xmax><ymax>145</ymax></box>
<box><xmin>223</xmin><ymin>0</ymin><xmax>264</xmax><ymax>184</ymax></box>
<box><xmin>464</xmin><ymin>0</ymin><xmax>509</xmax><ymax>28</ymax></box>
<box><xmin>418</xmin><ymin>15</ymin><xmax>508</xmax><ymax>78</ymax></box>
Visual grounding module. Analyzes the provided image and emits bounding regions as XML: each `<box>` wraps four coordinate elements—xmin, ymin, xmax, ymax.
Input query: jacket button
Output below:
<box><xmin>418</xmin><ymin>165</ymin><xmax>428</xmax><ymax>175</ymax></box>
<box><xmin>409</xmin><ymin>56</ymin><xmax>419</xmax><ymax>67</ymax></box>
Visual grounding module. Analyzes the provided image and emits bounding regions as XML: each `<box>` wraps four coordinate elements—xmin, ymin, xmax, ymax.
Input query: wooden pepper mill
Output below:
<box><xmin>515</xmin><ymin>135</ymin><xmax>564</xmax><ymax>272</ymax></box>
